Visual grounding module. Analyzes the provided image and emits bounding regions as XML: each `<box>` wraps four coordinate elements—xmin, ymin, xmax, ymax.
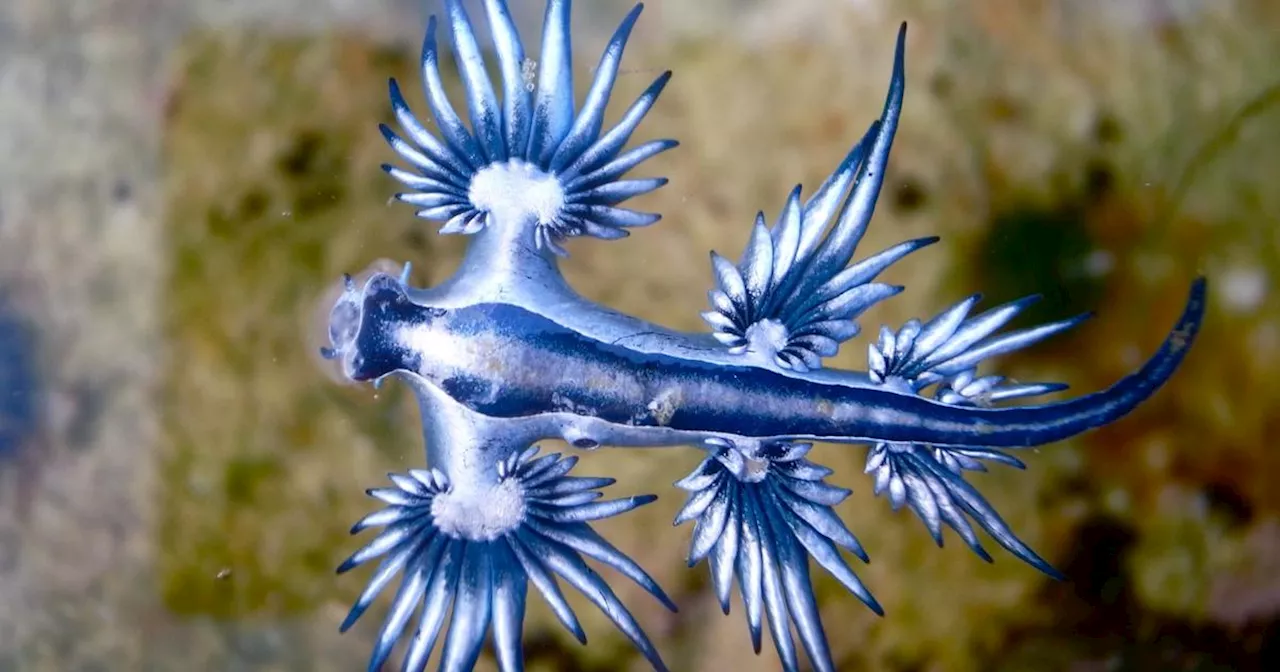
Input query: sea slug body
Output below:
<box><xmin>316</xmin><ymin>2</ymin><xmax>1207</xmax><ymax>670</ymax></box>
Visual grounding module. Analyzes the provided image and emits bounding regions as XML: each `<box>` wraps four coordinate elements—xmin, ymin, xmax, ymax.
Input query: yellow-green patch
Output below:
<box><xmin>159</xmin><ymin>30</ymin><xmax>452</xmax><ymax>618</ymax></box>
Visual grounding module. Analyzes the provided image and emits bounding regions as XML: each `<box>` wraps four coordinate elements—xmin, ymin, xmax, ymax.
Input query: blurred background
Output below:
<box><xmin>1</xmin><ymin>0</ymin><xmax>1278</xmax><ymax>669</ymax></box>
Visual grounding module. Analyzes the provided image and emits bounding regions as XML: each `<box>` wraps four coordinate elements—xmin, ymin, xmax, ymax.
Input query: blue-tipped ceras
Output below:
<box><xmin>320</xmin><ymin>1</ymin><xmax>1207</xmax><ymax>670</ymax></box>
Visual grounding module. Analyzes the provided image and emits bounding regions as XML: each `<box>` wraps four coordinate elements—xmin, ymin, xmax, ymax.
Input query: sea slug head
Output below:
<box><xmin>322</xmin><ymin>273</ymin><xmax>363</xmax><ymax>363</ymax></box>
<box><xmin>320</xmin><ymin>270</ymin><xmax>440</xmax><ymax>384</ymax></box>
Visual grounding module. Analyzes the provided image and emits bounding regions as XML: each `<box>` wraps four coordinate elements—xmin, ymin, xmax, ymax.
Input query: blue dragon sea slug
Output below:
<box><xmin>321</xmin><ymin>1</ymin><xmax>1207</xmax><ymax>670</ymax></box>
